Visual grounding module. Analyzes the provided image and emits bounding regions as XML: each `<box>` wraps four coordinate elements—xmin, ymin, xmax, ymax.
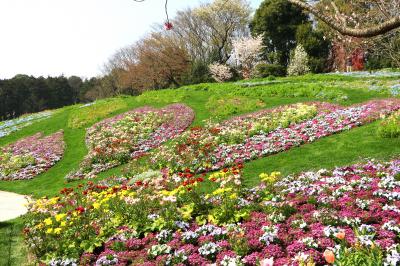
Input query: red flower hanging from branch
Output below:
<box><xmin>133</xmin><ymin>0</ymin><xmax>173</xmax><ymax>30</ymax></box>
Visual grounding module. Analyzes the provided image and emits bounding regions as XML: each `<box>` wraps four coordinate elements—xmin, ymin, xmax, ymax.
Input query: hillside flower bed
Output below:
<box><xmin>0</xmin><ymin>131</ymin><xmax>64</xmax><ymax>180</ymax></box>
<box><xmin>25</xmin><ymin>158</ymin><xmax>400</xmax><ymax>265</ymax></box>
<box><xmin>149</xmin><ymin>103</ymin><xmax>324</xmax><ymax>174</ymax></box>
<box><xmin>66</xmin><ymin>104</ymin><xmax>194</xmax><ymax>180</ymax></box>
<box><xmin>151</xmin><ymin>99</ymin><xmax>400</xmax><ymax>173</ymax></box>
<box><xmin>0</xmin><ymin>111</ymin><xmax>53</xmax><ymax>138</ymax></box>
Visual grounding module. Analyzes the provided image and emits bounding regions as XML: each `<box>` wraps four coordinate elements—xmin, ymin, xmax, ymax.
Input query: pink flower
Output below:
<box><xmin>260</xmin><ymin>257</ymin><xmax>274</xmax><ymax>266</ymax></box>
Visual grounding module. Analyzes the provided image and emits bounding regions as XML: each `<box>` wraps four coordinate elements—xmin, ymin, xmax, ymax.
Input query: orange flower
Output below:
<box><xmin>324</xmin><ymin>250</ymin><xmax>335</xmax><ymax>264</ymax></box>
<box><xmin>335</xmin><ymin>231</ymin><xmax>346</xmax><ymax>240</ymax></box>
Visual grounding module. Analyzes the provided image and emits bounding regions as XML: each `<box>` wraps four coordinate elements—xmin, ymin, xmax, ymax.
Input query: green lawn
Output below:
<box><xmin>0</xmin><ymin>73</ymin><xmax>399</xmax><ymax>264</ymax></box>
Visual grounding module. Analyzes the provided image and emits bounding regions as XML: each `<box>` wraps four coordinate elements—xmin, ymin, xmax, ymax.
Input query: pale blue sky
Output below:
<box><xmin>0</xmin><ymin>0</ymin><xmax>262</xmax><ymax>79</ymax></box>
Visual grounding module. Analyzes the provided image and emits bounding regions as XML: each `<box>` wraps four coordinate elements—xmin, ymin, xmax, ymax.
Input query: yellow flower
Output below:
<box><xmin>54</xmin><ymin>228</ymin><xmax>62</xmax><ymax>234</ymax></box>
<box><xmin>229</xmin><ymin>193</ymin><xmax>238</xmax><ymax>200</ymax></box>
<box><xmin>259</xmin><ymin>171</ymin><xmax>281</xmax><ymax>183</ymax></box>
<box><xmin>93</xmin><ymin>202</ymin><xmax>101</xmax><ymax>209</ymax></box>
<box><xmin>55</xmin><ymin>213</ymin><xmax>66</xmax><ymax>222</ymax></box>
<box><xmin>46</xmin><ymin>228</ymin><xmax>53</xmax><ymax>234</ymax></box>
<box><xmin>44</xmin><ymin>217</ymin><xmax>53</xmax><ymax>226</ymax></box>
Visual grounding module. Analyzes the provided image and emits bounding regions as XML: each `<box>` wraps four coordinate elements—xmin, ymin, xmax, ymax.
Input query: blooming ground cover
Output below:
<box><xmin>25</xmin><ymin>158</ymin><xmax>400</xmax><ymax>265</ymax></box>
<box><xmin>0</xmin><ymin>111</ymin><xmax>53</xmax><ymax>138</ymax></box>
<box><xmin>0</xmin><ymin>131</ymin><xmax>64</xmax><ymax>180</ymax></box>
<box><xmin>150</xmin><ymin>99</ymin><xmax>400</xmax><ymax>174</ymax></box>
<box><xmin>66</xmin><ymin>104</ymin><xmax>194</xmax><ymax>180</ymax></box>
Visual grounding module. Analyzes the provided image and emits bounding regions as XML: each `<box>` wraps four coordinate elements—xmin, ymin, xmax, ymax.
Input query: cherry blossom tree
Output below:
<box><xmin>232</xmin><ymin>35</ymin><xmax>264</xmax><ymax>79</ymax></box>
<box><xmin>208</xmin><ymin>63</ymin><xmax>233</xmax><ymax>82</ymax></box>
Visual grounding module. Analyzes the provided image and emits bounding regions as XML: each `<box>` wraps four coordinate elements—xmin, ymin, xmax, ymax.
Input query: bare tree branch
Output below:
<box><xmin>288</xmin><ymin>0</ymin><xmax>400</xmax><ymax>37</ymax></box>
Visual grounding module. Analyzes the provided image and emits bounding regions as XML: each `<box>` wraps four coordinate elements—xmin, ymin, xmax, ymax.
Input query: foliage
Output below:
<box><xmin>251</xmin><ymin>0</ymin><xmax>308</xmax><ymax>66</ymax></box>
<box><xmin>253</xmin><ymin>63</ymin><xmax>286</xmax><ymax>78</ymax></box>
<box><xmin>288</xmin><ymin>45</ymin><xmax>311</xmax><ymax>76</ymax></box>
<box><xmin>208</xmin><ymin>63</ymin><xmax>233</xmax><ymax>83</ymax></box>
<box><xmin>0</xmin><ymin>75</ymin><xmax>83</xmax><ymax>121</ymax></box>
<box><xmin>295</xmin><ymin>23</ymin><xmax>331</xmax><ymax>73</ymax></box>
<box><xmin>67</xmin><ymin>98</ymin><xmax>128</xmax><ymax>129</ymax></box>
<box><xmin>205</xmin><ymin>96</ymin><xmax>265</xmax><ymax>117</ymax></box>
<box><xmin>378</xmin><ymin>111</ymin><xmax>400</xmax><ymax>138</ymax></box>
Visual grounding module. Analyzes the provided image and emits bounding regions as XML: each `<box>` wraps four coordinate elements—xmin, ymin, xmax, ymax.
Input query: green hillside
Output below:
<box><xmin>1</xmin><ymin>73</ymin><xmax>400</xmax><ymax>265</ymax></box>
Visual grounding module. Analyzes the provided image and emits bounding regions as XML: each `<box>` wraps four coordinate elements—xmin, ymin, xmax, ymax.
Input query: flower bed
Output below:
<box><xmin>151</xmin><ymin>99</ymin><xmax>400</xmax><ymax>173</ymax></box>
<box><xmin>66</xmin><ymin>104</ymin><xmax>194</xmax><ymax>180</ymax></box>
<box><xmin>0</xmin><ymin>111</ymin><xmax>53</xmax><ymax>138</ymax></box>
<box><xmin>150</xmin><ymin>102</ymin><xmax>327</xmax><ymax>173</ymax></box>
<box><xmin>0</xmin><ymin>131</ymin><xmax>64</xmax><ymax>180</ymax></box>
<box><xmin>25</xmin><ymin>158</ymin><xmax>400</xmax><ymax>265</ymax></box>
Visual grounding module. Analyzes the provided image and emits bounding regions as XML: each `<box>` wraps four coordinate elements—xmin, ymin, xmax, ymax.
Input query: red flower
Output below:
<box><xmin>164</xmin><ymin>21</ymin><xmax>173</xmax><ymax>30</ymax></box>
<box><xmin>135</xmin><ymin>181</ymin><xmax>143</xmax><ymax>187</ymax></box>
<box><xmin>75</xmin><ymin>206</ymin><xmax>85</xmax><ymax>213</ymax></box>
<box><xmin>196</xmin><ymin>177</ymin><xmax>204</xmax><ymax>182</ymax></box>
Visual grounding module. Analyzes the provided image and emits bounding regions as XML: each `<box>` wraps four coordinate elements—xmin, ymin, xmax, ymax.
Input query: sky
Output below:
<box><xmin>0</xmin><ymin>0</ymin><xmax>262</xmax><ymax>79</ymax></box>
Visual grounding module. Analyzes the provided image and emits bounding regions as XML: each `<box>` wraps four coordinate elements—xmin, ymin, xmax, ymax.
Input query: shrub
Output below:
<box><xmin>287</xmin><ymin>44</ymin><xmax>310</xmax><ymax>76</ymax></box>
<box><xmin>377</xmin><ymin>111</ymin><xmax>400</xmax><ymax>138</ymax></box>
<box><xmin>254</xmin><ymin>63</ymin><xmax>286</xmax><ymax>77</ymax></box>
<box><xmin>208</xmin><ymin>63</ymin><xmax>233</xmax><ymax>83</ymax></box>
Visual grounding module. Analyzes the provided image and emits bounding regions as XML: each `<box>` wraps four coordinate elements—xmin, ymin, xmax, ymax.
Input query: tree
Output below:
<box><xmin>288</xmin><ymin>0</ymin><xmax>400</xmax><ymax>37</ymax></box>
<box><xmin>287</xmin><ymin>44</ymin><xmax>310</xmax><ymax>76</ymax></box>
<box><xmin>208</xmin><ymin>63</ymin><xmax>233</xmax><ymax>82</ymax></box>
<box><xmin>68</xmin><ymin>76</ymin><xmax>83</xmax><ymax>104</ymax></box>
<box><xmin>295</xmin><ymin>23</ymin><xmax>331</xmax><ymax>73</ymax></box>
<box><xmin>171</xmin><ymin>0</ymin><xmax>251</xmax><ymax>64</ymax></box>
<box><xmin>251</xmin><ymin>0</ymin><xmax>309</xmax><ymax>67</ymax></box>
<box><xmin>232</xmin><ymin>35</ymin><xmax>264</xmax><ymax>78</ymax></box>
<box><xmin>103</xmin><ymin>33</ymin><xmax>190</xmax><ymax>92</ymax></box>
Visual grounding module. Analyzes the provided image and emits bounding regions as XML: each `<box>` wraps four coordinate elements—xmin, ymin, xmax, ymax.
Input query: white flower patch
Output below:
<box><xmin>259</xmin><ymin>225</ymin><xmax>279</xmax><ymax>245</ymax></box>
<box><xmin>355</xmin><ymin>198</ymin><xmax>373</xmax><ymax>210</ymax></box>
<box><xmin>148</xmin><ymin>244</ymin><xmax>172</xmax><ymax>257</ymax></box>
<box><xmin>198</xmin><ymin>242</ymin><xmax>221</xmax><ymax>257</ymax></box>
<box><xmin>382</xmin><ymin>221</ymin><xmax>400</xmax><ymax>234</ymax></box>
<box><xmin>300</xmin><ymin>237</ymin><xmax>318</xmax><ymax>248</ymax></box>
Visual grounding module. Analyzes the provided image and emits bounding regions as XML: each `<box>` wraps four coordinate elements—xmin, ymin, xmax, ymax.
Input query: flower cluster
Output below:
<box><xmin>0</xmin><ymin>131</ymin><xmax>64</xmax><ymax>180</ymax></box>
<box><xmin>24</xmin><ymin>158</ymin><xmax>400</xmax><ymax>265</ymax></box>
<box><xmin>0</xmin><ymin>111</ymin><xmax>53</xmax><ymax>138</ymax></box>
<box><xmin>67</xmin><ymin>104</ymin><xmax>194</xmax><ymax>180</ymax></box>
